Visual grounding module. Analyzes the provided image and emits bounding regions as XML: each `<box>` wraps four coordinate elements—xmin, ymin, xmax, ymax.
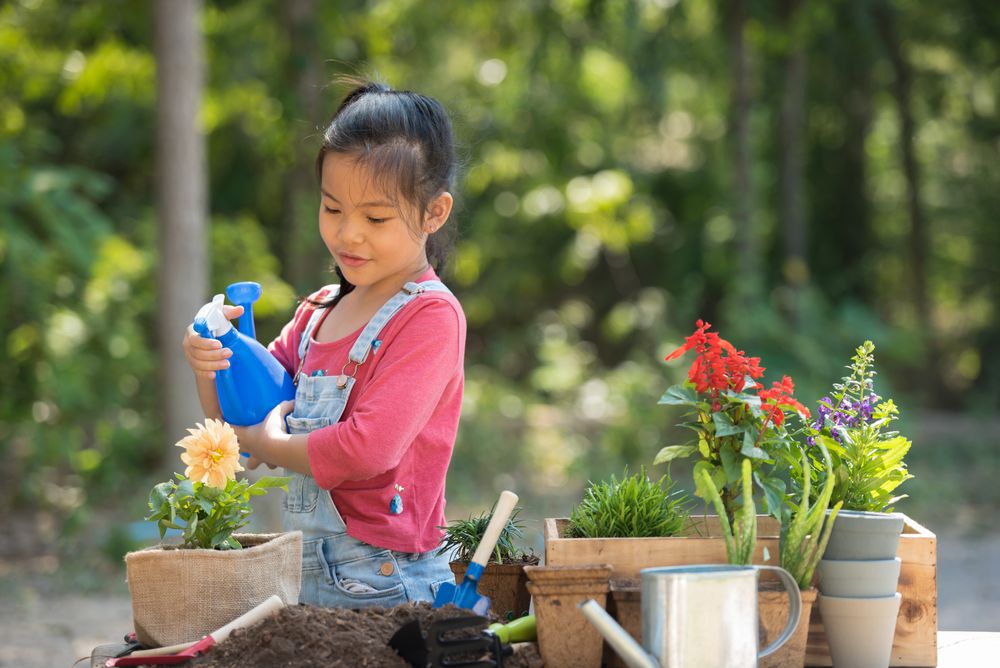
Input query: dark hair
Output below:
<box><xmin>313</xmin><ymin>80</ymin><xmax>458</xmax><ymax>309</ymax></box>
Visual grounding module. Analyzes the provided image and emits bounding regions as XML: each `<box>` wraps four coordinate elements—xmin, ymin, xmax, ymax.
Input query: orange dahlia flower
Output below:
<box><xmin>175</xmin><ymin>418</ymin><xmax>244</xmax><ymax>488</ymax></box>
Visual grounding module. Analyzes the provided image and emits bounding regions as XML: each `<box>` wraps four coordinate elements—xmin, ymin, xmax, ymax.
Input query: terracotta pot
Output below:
<box><xmin>605</xmin><ymin>578</ymin><xmax>642</xmax><ymax>668</ymax></box>
<box><xmin>758</xmin><ymin>584</ymin><xmax>817</xmax><ymax>668</ymax></box>
<box><xmin>449</xmin><ymin>560</ymin><xmax>534</xmax><ymax>621</ymax></box>
<box><xmin>525</xmin><ymin>564</ymin><xmax>611</xmax><ymax>668</ymax></box>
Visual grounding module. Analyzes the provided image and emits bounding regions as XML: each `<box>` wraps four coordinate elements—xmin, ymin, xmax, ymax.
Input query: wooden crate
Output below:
<box><xmin>544</xmin><ymin>515</ymin><xmax>781</xmax><ymax>576</ymax></box>
<box><xmin>544</xmin><ymin>513</ymin><xmax>937</xmax><ymax>667</ymax></box>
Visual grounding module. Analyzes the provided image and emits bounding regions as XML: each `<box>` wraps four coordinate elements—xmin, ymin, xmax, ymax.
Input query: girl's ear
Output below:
<box><xmin>423</xmin><ymin>191</ymin><xmax>454</xmax><ymax>235</ymax></box>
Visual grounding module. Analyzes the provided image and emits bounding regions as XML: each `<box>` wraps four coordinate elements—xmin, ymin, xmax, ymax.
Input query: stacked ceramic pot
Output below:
<box><xmin>817</xmin><ymin>510</ymin><xmax>905</xmax><ymax>668</ymax></box>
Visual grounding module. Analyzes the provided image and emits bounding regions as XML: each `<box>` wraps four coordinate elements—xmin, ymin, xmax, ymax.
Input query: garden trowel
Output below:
<box><xmin>433</xmin><ymin>490</ymin><xmax>519</xmax><ymax>615</ymax></box>
<box><xmin>104</xmin><ymin>595</ymin><xmax>284</xmax><ymax>666</ymax></box>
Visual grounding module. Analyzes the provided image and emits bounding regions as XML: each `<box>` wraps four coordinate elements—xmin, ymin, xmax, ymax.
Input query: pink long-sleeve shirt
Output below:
<box><xmin>268</xmin><ymin>269</ymin><xmax>466</xmax><ymax>553</ymax></box>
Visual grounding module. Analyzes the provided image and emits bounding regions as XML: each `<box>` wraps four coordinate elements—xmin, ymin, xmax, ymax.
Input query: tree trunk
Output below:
<box><xmin>154</xmin><ymin>0</ymin><xmax>208</xmax><ymax>446</ymax></box>
<box><xmin>282</xmin><ymin>0</ymin><xmax>325</xmax><ymax>292</ymax></box>
<box><xmin>726</xmin><ymin>0</ymin><xmax>757</xmax><ymax>302</ymax></box>
<box><xmin>873</xmin><ymin>2</ymin><xmax>942</xmax><ymax>402</ymax></box>
<box><xmin>778</xmin><ymin>0</ymin><xmax>808</xmax><ymax>321</ymax></box>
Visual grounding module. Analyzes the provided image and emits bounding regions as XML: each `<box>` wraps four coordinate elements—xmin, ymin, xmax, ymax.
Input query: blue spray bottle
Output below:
<box><xmin>192</xmin><ymin>282</ymin><xmax>296</xmax><ymax>426</ymax></box>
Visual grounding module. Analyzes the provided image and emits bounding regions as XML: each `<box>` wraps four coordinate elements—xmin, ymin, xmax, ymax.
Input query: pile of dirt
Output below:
<box><xmin>191</xmin><ymin>602</ymin><xmax>542</xmax><ymax>668</ymax></box>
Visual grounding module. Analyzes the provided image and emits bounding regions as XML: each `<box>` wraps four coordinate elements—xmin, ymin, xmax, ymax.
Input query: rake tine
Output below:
<box><xmin>426</xmin><ymin>616</ymin><xmax>497</xmax><ymax>668</ymax></box>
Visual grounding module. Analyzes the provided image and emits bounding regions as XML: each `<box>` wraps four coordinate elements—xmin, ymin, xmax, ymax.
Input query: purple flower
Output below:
<box><xmin>859</xmin><ymin>396</ymin><xmax>874</xmax><ymax>422</ymax></box>
<box><xmin>817</xmin><ymin>397</ymin><xmax>833</xmax><ymax>418</ymax></box>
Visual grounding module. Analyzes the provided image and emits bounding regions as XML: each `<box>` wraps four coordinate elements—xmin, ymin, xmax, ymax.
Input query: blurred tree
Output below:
<box><xmin>777</xmin><ymin>0</ymin><xmax>808</xmax><ymax>321</ymax></box>
<box><xmin>154</xmin><ymin>0</ymin><xmax>208</xmax><ymax>444</ymax></box>
<box><xmin>280</xmin><ymin>0</ymin><xmax>325</xmax><ymax>293</ymax></box>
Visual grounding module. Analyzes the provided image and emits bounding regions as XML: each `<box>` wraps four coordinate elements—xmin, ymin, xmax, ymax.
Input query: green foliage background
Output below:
<box><xmin>2</xmin><ymin>0</ymin><xmax>999</xmax><ymax>561</ymax></box>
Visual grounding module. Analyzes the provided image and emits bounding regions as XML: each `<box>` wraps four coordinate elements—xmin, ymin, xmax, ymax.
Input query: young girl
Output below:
<box><xmin>181</xmin><ymin>81</ymin><xmax>465</xmax><ymax>608</ymax></box>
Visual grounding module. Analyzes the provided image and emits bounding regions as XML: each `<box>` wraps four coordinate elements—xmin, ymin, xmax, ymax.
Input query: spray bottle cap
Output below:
<box><xmin>193</xmin><ymin>294</ymin><xmax>233</xmax><ymax>338</ymax></box>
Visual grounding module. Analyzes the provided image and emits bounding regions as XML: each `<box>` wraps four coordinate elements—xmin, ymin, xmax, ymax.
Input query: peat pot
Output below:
<box><xmin>759</xmin><ymin>585</ymin><xmax>817</xmax><ymax>668</ymax></box>
<box><xmin>525</xmin><ymin>564</ymin><xmax>611</xmax><ymax>668</ymax></box>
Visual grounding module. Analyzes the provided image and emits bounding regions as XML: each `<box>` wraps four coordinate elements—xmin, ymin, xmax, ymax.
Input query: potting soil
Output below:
<box><xmin>190</xmin><ymin>601</ymin><xmax>543</xmax><ymax>668</ymax></box>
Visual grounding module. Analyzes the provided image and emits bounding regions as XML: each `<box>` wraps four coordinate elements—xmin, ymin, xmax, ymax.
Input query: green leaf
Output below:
<box><xmin>698</xmin><ymin>437</ymin><xmax>711</xmax><ymax>458</ymax></box>
<box><xmin>195</xmin><ymin>497</ymin><xmax>214</xmax><ymax>514</ymax></box>
<box><xmin>712</xmin><ymin>411</ymin><xmax>744</xmax><ymax>437</ymax></box>
<box><xmin>740</xmin><ymin>431</ymin><xmax>767</xmax><ymax>459</ymax></box>
<box><xmin>175</xmin><ymin>479</ymin><xmax>195</xmax><ymax>500</ymax></box>
<box><xmin>692</xmin><ymin>461</ymin><xmax>714</xmax><ymax>500</ymax></box>
<box><xmin>252</xmin><ymin>475</ymin><xmax>292</xmax><ymax>489</ymax></box>
<box><xmin>719</xmin><ymin>445</ymin><xmax>741</xmax><ymax>484</ymax></box>
<box><xmin>148</xmin><ymin>482</ymin><xmax>172</xmax><ymax>509</ymax></box>
<box><xmin>754</xmin><ymin>472</ymin><xmax>786</xmax><ymax>517</ymax></box>
<box><xmin>658</xmin><ymin>385</ymin><xmax>698</xmax><ymax>406</ymax></box>
<box><xmin>199</xmin><ymin>484</ymin><xmax>223</xmax><ymax>501</ymax></box>
<box><xmin>653</xmin><ymin>445</ymin><xmax>697</xmax><ymax>465</ymax></box>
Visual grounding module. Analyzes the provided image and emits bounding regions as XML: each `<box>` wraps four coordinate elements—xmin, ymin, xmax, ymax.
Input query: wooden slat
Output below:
<box><xmin>544</xmin><ymin>516</ymin><xmax>782</xmax><ymax>578</ymax></box>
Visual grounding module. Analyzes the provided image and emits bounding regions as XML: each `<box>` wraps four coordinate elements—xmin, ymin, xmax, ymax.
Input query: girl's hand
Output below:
<box><xmin>234</xmin><ymin>400</ymin><xmax>295</xmax><ymax>468</ymax></box>
<box><xmin>182</xmin><ymin>305</ymin><xmax>244</xmax><ymax>380</ymax></box>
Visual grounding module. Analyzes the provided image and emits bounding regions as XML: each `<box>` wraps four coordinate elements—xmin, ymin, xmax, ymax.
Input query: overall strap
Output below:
<box><xmin>344</xmin><ymin>280</ymin><xmax>452</xmax><ymax>368</ymax></box>
<box><xmin>295</xmin><ymin>285</ymin><xmax>340</xmax><ymax>383</ymax></box>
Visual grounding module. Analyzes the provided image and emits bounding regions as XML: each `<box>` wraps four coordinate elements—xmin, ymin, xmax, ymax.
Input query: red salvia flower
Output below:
<box><xmin>666</xmin><ymin>321</ymin><xmax>766</xmax><ymax>399</ymax></box>
<box><xmin>759</xmin><ymin>375</ymin><xmax>811</xmax><ymax>429</ymax></box>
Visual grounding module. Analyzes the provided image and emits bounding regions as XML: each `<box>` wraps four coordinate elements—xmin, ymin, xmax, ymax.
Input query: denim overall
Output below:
<box><xmin>283</xmin><ymin>280</ymin><xmax>455</xmax><ymax>608</ymax></box>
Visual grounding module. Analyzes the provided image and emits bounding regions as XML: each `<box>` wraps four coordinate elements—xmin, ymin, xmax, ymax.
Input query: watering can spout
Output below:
<box><xmin>579</xmin><ymin>600</ymin><xmax>660</xmax><ymax>668</ymax></box>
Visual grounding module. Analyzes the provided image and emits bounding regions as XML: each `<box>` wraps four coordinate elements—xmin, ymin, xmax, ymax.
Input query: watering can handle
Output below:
<box><xmin>754</xmin><ymin>565</ymin><xmax>802</xmax><ymax>660</ymax></box>
<box><xmin>470</xmin><ymin>490</ymin><xmax>519</xmax><ymax>568</ymax></box>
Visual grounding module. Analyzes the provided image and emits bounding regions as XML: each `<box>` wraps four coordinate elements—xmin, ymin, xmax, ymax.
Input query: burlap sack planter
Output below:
<box><xmin>125</xmin><ymin>531</ymin><xmax>303</xmax><ymax>647</ymax></box>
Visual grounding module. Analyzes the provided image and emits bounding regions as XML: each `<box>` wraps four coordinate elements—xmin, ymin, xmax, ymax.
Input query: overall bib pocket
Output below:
<box><xmin>282</xmin><ymin>412</ymin><xmax>335</xmax><ymax>514</ymax></box>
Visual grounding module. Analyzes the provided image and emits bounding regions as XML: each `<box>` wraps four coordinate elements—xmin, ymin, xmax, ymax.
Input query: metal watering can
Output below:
<box><xmin>580</xmin><ymin>564</ymin><xmax>801</xmax><ymax>668</ymax></box>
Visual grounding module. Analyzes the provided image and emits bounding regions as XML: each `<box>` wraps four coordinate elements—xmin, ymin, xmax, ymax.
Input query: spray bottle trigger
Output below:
<box><xmin>192</xmin><ymin>294</ymin><xmax>232</xmax><ymax>339</ymax></box>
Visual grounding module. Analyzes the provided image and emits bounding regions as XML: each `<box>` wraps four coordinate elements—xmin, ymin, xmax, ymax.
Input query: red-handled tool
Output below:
<box><xmin>105</xmin><ymin>595</ymin><xmax>284</xmax><ymax>666</ymax></box>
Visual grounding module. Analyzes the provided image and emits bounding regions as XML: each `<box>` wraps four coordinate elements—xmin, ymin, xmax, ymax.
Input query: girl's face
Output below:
<box><xmin>318</xmin><ymin>153</ymin><xmax>450</xmax><ymax>296</ymax></box>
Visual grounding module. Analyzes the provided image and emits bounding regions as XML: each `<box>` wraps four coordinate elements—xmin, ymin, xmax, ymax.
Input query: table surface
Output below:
<box><xmin>92</xmin><ymin>630</ymin><xmax>1000</xmax><ymax>667</ymax></box>
<box><xmin>936</xmin><ymin>631</ymin><xmax>1000</xmax><ymax>666</ymax></box>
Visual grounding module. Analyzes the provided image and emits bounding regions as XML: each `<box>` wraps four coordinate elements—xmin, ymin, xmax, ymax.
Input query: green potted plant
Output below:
<box><xmin>438</xmin><ymin>503</ymin><xmax>538</xmax><ymax>621</ymax></box>
<box><xmin>662</xmin><ymin>321</ymin><xmax>834</xmax><ymax>668</ymax></box>
<box><xmin>125</xmin><ymin>419</ymin><xmax>299</xmax><ymax>647</ymax></box>
<box><xmin>656</xmin><ymin>320</ymin><xmax>812</xmax><ymax>529</ymax></box>
<box><xmin>803</xmin><ymin>341</ymin><xmax>915</xmax><ymax>667</ymax></box>
<box><xmin>566</xmin><ymin>466</ymin><xmax>692</xmax><ymax>539</ymax></box>
<box><xmin>805</xmin><ymin>340</ymin><xmax>913</xmax><ymax>559</ymax></box>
